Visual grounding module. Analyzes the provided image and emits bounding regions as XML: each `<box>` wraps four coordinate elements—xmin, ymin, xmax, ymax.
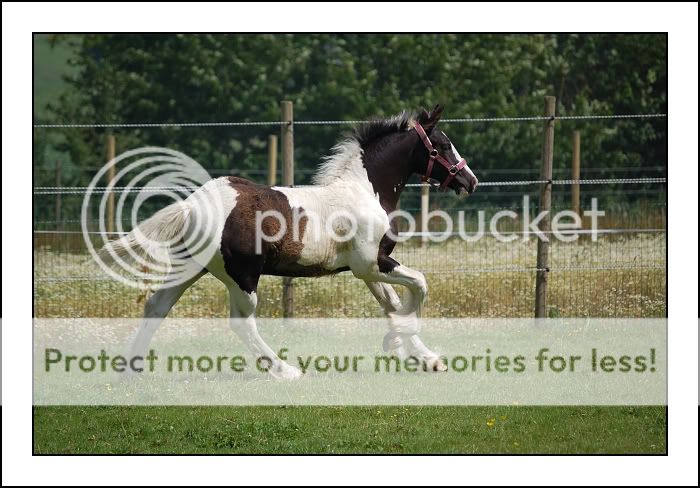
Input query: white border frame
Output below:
<box><xmin>4</xmin><ymin>2</ymin><xmax>698</xmax><ymax>486</ymax></box>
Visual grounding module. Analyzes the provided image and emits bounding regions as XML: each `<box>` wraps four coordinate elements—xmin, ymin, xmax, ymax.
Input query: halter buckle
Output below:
<box><xmin>449</xmin><ymin>165</ymin><xmax>459</xmax><ymax>175</ymax></box>
<box><xmin>426</xmin><ymin>178</ymin><xmax>441</xmax><ymax>189</ymax></box>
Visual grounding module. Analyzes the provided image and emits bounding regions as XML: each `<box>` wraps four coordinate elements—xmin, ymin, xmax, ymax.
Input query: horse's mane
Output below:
<box><xmin>312</xmin><ymin>111</ymin><xmax>416</xmax><ymax>185</ymax></box>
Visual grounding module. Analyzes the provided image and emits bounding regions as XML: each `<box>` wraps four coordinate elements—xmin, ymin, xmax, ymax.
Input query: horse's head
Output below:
<box><xmin>414</xmin><ymin>104</ymin><xmax>478</xmax><ymax>195</ymax></box>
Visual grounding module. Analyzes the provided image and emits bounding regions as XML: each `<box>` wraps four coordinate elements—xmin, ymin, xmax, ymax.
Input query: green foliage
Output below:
<box><xmin>34</xmin><ymin>34</ymin><xmax>667</xmax><ymax>213</ymax></box>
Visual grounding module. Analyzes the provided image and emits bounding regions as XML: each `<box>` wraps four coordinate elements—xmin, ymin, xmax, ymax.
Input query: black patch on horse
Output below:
<box><xmin>377</xmin><ymin>230</ymin><xmax>400</xmax><ymax>274</ymax></box>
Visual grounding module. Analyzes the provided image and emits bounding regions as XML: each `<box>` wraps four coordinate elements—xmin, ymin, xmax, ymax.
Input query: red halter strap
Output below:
<box><xmin>414</xmin><ymin>122</ymin><xmax>467</xmax><ymax>190</ymax></box>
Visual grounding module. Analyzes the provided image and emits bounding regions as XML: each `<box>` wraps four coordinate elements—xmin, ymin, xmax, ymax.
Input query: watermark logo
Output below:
<box><xmin>81</xmin><ymin>147</ymin><xmax>606</xmax><ymax>286</ymax></box>
<box><xmin>81</xmin><ymin>147</ymin><xmax>221</xmax><ymax>290</ymax></box>
<box><xmin>33</xmin><ymin>318</ymin><xmax>667</xmax><ymax>406</ymax></box>
<box><xmin>254</xmin><ymin>195</ymin><xmax>606</xmax><ymax>252</ymax></box>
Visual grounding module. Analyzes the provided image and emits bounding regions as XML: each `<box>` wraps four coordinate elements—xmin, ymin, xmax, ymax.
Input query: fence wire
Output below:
<box><xmin>32</xmin><ymin>177</ymin><xmax>668</xmax><ymax>195</ymax></box>
<box><xmin>33</xmin><ymin>113</ymin><xmax>667</xmax><ymax>129</ymax></box>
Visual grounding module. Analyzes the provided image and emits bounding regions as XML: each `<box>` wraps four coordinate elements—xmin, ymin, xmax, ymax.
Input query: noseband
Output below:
<box><xmin>414</xmin><ymin>122</ymin><xmax>467</xmax><ymax>190</ymax></box>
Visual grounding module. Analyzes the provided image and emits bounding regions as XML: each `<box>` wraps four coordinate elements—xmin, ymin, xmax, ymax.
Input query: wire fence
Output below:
<box><xmin>33</xmin><ymin>112</ymin><xmax>667</xmax><ymax>129</ymax></box>
<box><xmin>31</xmin><ymin>176</ymin><xmax>667</xmax><ymax>194</ymax></box>
<box><xmin>33</xmin><ymin>191</ymin><xmax>667</xmax><ymax>319</ymax></box>
<box><xmin>33</xmin><ymin>109</ymin><xmax>667</xmax><ymax>320</ymax></box>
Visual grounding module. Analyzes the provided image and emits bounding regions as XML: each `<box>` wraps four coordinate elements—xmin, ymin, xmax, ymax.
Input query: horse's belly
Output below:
<box><xmin>262</xmin><ymin>261</ymin><xmax>350</xmax><ymax>277</ymax></box>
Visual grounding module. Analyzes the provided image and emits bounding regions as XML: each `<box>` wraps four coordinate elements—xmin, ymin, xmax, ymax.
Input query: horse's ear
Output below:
<box><xmin>417</xmin><ymin>108</ymin><xmax>431</xmax><ymax>124</ymax></box>
<box><xmin>418</xmin><ymin>104</ymin><xmax>444</xmax><ymax>134</ymax></box>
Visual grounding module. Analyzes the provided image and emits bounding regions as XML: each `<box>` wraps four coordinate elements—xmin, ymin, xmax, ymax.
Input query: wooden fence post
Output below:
<box><xmin>535</xmin><ymin>96</ymin><xmax>555</xmax><ymax>318</ymax></box>
<box><xmin>55</xmin><ymin>159</ymin><xmax>62</xmax><ymax>229</ymax></box>
<box><xmin>420</xmin><ymin>183</ymin><xmax>429</xmax><ymax>246</ymax></box>
<box><xmin>267</xmin><ymin>134</ymin><xmax>278</xmax><ymax>186</ymax></box>
<box><xmin>571</xmin><ymin>130</ymin><xmax>581</xmax><ymax>216</ymax></box>
<box><xmin>280</xmin><ymin>101</ymin><xmax>294</xmax><ymax>318</ymax></box>
<box><xmin>106</xmin><ymin>134</ymin><xmax>116</xmax><ymax>234</ymax></box>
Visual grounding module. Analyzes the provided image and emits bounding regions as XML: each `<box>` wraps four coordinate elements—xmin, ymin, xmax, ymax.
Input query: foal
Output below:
<box><xmin>109</xmin><ymin>104</ymin><xmax>478</xmax><ymax>379</ymax></box>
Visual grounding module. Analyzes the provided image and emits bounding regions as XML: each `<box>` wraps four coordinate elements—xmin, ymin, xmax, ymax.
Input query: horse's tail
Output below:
<box><xmin>100</xmin><ymin>201</ymin><xmax>190</xmax><ymax>267</ymax></box>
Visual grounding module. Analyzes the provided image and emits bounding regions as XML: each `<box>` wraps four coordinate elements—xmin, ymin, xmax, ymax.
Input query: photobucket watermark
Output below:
<box><xmin>33</xmin><ymin>318</ymin><xmax>667</xmax><ymax>406</ymax></box>
<box><xmin>82</xmin><ymin>146</ymin><xmax>607</xmax><ymax>286</ymax></box>
<box><xmin>254</xmin><ymin>195</ymin><xmax>605</xmax><ymax>253</ymax></box>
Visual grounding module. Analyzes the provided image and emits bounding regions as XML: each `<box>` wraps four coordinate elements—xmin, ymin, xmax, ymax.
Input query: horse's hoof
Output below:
<box><xmin>269</xmin><ymin>363</ymin><xmax>303</xmax><ymax>381</ymax></box>
<box><xmin>425</xmin><ymin>356</ymin><xmax>448</xmax><ymax>372</ymax></box>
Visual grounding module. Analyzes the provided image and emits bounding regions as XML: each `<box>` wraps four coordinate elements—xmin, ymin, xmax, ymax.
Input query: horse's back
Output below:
<box><xmin>186</xmin><ymin>176</ymin><xmax>347</xmax><ymax>291</ymax></box>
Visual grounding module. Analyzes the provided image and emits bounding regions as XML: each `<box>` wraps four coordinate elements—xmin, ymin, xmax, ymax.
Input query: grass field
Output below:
<box><xmin>34</xmin><ymin>406</ymin><xmax>666</xmax><ymax>454</ymax></box>
<box><xmin>33</xmin><ymin>233</ymin><xmax>666</xmax><ymax>454</ymax></box>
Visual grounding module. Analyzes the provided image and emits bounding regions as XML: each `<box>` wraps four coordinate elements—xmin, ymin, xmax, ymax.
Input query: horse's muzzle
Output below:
<box><xmin>454</xmin><ymin>172</ymin><xmax>478</xmax><ymax>195</ymax></box>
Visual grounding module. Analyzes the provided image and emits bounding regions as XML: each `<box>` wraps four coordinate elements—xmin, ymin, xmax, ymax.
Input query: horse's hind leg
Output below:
<box><xmin>128</xmin><ymin>269</ymin><xmax>206</xmax><ymax>364</ymax></box>
<box><xmin>227</xmin><ymin>283</ymin><xmax>302</xmax><ymax>380</ymax></box>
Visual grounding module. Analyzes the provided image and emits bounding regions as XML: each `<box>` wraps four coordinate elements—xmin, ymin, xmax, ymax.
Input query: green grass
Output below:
<box><xmin>34</xmin><ymin>406</ymin><xmax>665</xmax><ymax>454</ymax></box>
<box><xmin>34</xmin><ymin>234</ymin><xmax>667</xmax><ymax>319</ymax></box>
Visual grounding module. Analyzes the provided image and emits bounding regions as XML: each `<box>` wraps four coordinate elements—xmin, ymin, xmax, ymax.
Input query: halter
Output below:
<box><xmin>414</xmin><ymin>122</ymin><xmax>467</xmax><ymax>190</ymax></box>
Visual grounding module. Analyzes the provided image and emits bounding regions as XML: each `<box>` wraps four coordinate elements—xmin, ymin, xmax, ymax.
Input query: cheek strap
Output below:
<box><xmin>415</xmin><ymin>123</ymin><xmax>467</xmax><ymax>189</ymax></box>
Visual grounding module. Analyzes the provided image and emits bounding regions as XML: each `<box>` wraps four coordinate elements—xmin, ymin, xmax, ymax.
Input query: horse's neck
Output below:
<box><xmin>314</xmin><ymin>132</ymin><xmax>416</xmax><ymax>214</ymax></box>
<box><xmin>370</xmin><ymin>172</ymin><xmax>407</xmax><ymax>214</ymax></box>
<box><xmin>322</xmin><ymin>170</ymin><xmax>406</xmax><ymax>214</ymax></box>
<box><xmin>363</xmin><ymin>134</ymin><xmax>416</xmax><ymax>214</ymax></box>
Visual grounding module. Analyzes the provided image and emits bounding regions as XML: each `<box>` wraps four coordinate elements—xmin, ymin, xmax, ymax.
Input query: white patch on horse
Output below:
<box><xmin>310</xmin><ymin>138</ymin><xmax>371</xmax><ymax>191</ymax></box>
<box><xmin>271</xmin><ymin>183</ymin><xmax>389</xmax><ymax>271</ymax></box>
<box><xmin>450</xmin><ymin>144</ymin><xmax>462</xmax><ymax>162</ymax></box>
<box><xmin>445</xmin><ymin>134</ymin><xmax>476</xmax><ymax>180</ymax></box>
<box><xmin>270</xmin><ymin>185</ymin><xmax>306</xmax><ymax>210</ymax></box>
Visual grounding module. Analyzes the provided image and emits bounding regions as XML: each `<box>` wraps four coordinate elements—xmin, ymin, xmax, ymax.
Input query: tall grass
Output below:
<box><xmin>34</xmin><ymin>233</ymin><xmax>665</xmax><ymax>318</ymax></box>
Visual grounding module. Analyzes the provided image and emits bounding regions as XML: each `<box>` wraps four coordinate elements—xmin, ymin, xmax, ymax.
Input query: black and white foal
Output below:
<box><xmin>109</xmin><ymin>104</ymin><xmax>477</xmax><ymax>379</ymax></box>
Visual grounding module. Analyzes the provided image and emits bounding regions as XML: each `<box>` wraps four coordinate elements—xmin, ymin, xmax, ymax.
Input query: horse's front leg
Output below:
<box><xmin>364</xmin><ymin>281</ymin><xmax>409</xmax><ymax>358</ymax></box>
<box><xmin>361</xmin><ymin>260</ymin><xmax>446</xmax><ymax>372</ymax></box>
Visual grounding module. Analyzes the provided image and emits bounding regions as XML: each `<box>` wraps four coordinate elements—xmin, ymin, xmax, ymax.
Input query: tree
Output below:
<box><xmin>35</xmin><ymin>33</ymin><xmax>667</xmax><ymax>219</ymax></box>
